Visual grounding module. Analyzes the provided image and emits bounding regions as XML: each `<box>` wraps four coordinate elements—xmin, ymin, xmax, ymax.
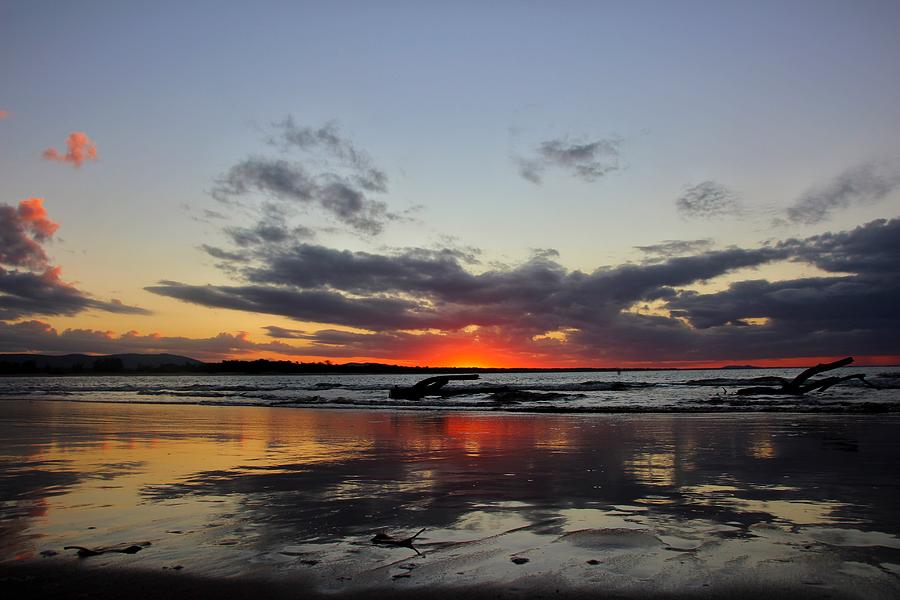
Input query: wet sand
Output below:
<box><xmin>1</xmin><ymin>400</ymin><xmax>899</xmax><ymax>598</ymax></box>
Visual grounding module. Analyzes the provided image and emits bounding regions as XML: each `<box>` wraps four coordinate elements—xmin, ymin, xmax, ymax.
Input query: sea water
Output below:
<box><xmin>1</xmin><ymin>367</ymin><xmax>898</xmax><ymax>412</ymax></box>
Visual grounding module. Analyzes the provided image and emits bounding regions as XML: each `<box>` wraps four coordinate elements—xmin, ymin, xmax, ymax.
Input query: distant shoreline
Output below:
<box><xmin>2</xmin><ymin>366</ymin><xmax>899</xmax><ymax>377</ymax></box>
<box><xmin>1</xmin><ymin>353</ymin><xmax>897</xmax><ymax>376</ymax></box>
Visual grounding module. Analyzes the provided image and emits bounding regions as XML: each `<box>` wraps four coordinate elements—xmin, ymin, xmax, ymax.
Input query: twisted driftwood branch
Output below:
<box><xmin>736</xmin><ymin>357</ymin><xmax>877</xmax><ymax>396</ymax></box>
<box><xmin>389</xmin><ymin>374</ymin><xmax>479</xmax><ymax>400</ymax></box>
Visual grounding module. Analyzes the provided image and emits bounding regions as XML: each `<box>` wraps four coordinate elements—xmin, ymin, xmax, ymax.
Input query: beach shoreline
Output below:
<box><xmin>2</xmin><ymin>401</ymin><xmax>899</xmax><ymax>598</ymax></box>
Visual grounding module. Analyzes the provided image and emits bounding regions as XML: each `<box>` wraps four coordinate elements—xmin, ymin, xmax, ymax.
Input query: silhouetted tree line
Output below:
<box><xmin>0</xmin><ymin>357</ymin><xmax>659</xmax><ymax>376</ymax></box>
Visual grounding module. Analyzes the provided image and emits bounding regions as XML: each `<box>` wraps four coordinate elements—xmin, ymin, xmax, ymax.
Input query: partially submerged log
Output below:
<box><xmin>389</xmin><ymin>374</ymin><xmax>479</xmax><ymax>400</ymax></box>
<box><xmin>736</xmin><ymin>357</ymin><xmax>878</xmax><ymax>396</ymax></box>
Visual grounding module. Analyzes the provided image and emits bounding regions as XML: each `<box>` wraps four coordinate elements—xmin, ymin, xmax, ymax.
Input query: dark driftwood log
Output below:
<box><xmin>64</xmin><ymin>543</ymin><xmax>148</xmax><ymax>558</ymax></box>
<box><xmin>389</xmin><ymin>374</ymin><xmax>479</xmax><ymax>400</ymax></box>
<box><xmin>735</xmin><ymin>357</ymin><xmax>876</xmax><ymax>396</ymax></box>
<box><xmin>371</xmin><ymin>528</ymin><xmax>426</xmax><ymax>555</ymax></box>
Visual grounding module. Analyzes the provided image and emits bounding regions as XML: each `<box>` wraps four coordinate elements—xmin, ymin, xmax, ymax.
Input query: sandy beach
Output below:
<box><xmin>2</xmin><ymin>400</ymin><xmax>900</xmax><ymax>598</ymax></box>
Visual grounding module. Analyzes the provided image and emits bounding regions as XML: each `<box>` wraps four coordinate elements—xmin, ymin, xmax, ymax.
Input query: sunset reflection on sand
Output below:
<box><xmin>2</xmin><ymin>402</ymin><xmax>900</xmax><ymax>597</ymax></box>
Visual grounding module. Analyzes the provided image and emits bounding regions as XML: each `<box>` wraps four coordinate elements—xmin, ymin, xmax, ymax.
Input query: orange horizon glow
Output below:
<box><xmin>229</xmin><ymin>349</ymin><xmax>900</xmax><ymax>370</ymax></box>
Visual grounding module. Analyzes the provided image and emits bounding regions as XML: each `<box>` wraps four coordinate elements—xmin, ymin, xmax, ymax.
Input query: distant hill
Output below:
<box><xmin>0</xmin><ymin>353</ymin><xmax>203</xmax><ymax>372</ymax></box>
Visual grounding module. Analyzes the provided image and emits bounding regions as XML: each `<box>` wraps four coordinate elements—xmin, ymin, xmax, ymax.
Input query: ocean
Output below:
<box><xmin>2</xmin><ymin>367</ymin><xmax>898</xmax><ymax>412</ymax></box>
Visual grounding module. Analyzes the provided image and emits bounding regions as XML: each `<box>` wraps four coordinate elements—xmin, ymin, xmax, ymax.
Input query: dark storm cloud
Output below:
<box><xmin>669</xmin><ymin>276</ymin><xmax>899</xmax><ymax>330</ymax></box>
<box><xmin>145</xmin><ymin>215</ymin><xmax>900</xmax><ymax>362</ymax></box>
<box><xmin>263</xmin><ymin>325</ymin><xmax>308</xmax><ymax>339</ymax></box>
<box><xmin>0</xmin><ymin>321</ymin><xmax>312</xmax><ymax>360</ymax></box>
<box><xmin>785</xmin><ymin>161</ymin><xmax>900</xmax><ymax>225</ymax></box>
<box><xmin>780</xmin><ymin>217</ymin><xmax>900</xmax><ymax>275</ymax></box>
<box><xmin>1</xmin><ymin>200</ymin><xmax>148</xmax><ymax>321</ymax></box>
<box><xmin>240</xmin><ymin>244</ymin><xmax>474</xmax><ymax>295</ymax></box>
<box><xmin>675</xmin><ymin>181</ymin><xmax>741</xmax><ymax>218</ymax></box>
<box><xmin>144</xmin><ymin>280</ymin><xmax>446</xmax><ymax>331</ymax></box>
<box><xmin>0</xmin><ymin>268</ymin><xmax>148</xmax><ymax>321</ymax></box>
<box><xmin>518</xmin><ymin>136</ymin><xmax>622</xmax><ymax>184</ymax></box>
<box><xmin>283</xmin><ymin>328</ymin><xmax>447</xmax><ymax>358</ymax></box>
<box><xmin>646</xmin><ymin>217</ymin><xmax>900</xmax><ymax>359</ymax></box>
<box><xmin>149</xmin><ymin>241</ymin><xmax>785</xmax><ymax>336</ymax></box>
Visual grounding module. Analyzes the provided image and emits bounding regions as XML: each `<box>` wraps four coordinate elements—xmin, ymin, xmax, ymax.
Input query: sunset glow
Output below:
<box><xmin>3</xmin><ymin>7</ymin><xmax>900</xmax><ymax>600</ymax></box>
<box><xmin>1</xmin><ymin>2</ymin><xmax>899</xmax><ymax>368</ymax></box>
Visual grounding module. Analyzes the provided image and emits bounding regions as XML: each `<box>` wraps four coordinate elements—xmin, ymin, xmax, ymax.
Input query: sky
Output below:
<box><xmin>2</xmin><ymin>0</ymin><xmax>900</xmax><ymax>367</ymax></box>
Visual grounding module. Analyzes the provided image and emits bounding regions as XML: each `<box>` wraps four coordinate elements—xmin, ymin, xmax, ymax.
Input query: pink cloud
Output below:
<box><xmin>17</xmin><ymin>197</ymin><xmax>60</xmax><ymax>240</ymax></box>
<box><xmin>1</xmin><ymin>199</ymin><xmax>146</xmax><ymax>320</ymax></box>
<box><xmin>0</xmin><ymin>198</ymin><xmax>60</xmax><ymax>269</ymax></box>
<box><xmin>0</xmin><ymin>109</ymin><xmax>8</xmax><ymax>120</ymax></box>
<box><xmin>42</xmin><ymin>132</ymin><xmax>99</xmax><ymax>167</ymax></box>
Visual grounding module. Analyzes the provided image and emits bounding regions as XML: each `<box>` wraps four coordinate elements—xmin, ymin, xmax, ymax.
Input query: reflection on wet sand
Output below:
<box><xmin>1</xmin><ymin>401</ymin><xmax>899</xmax><ymax>597</ymax></box>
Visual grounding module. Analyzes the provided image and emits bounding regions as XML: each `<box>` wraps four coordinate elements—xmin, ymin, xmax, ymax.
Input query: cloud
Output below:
<box><xmin>224</xmin><ymin>215</ymin><xmax>315</xmax><ymax>249</ymax></box>
<box><xmin>143</xmin><ymin>214</ymin><xmax>900</xmax><ymax>363</ymax></box>
<box><xmin>212</xmin><ymin>118</ymin><xmax>394</xmax><ymax>235</ymax></box>
<box><xmin>0</xmin><ymin>321</ymin><xmax>309</xmax><ymax>361</ymax></box>
<box><xmin>42</xmin><ymin>132</ymin><xmax>99</xmax><ymax>167</ymax></box>
<box><xmin>785</xmin><ymin>161</ymin><xmax>900</xmax><ymax>225</ymax></box>
<box><xmin>271</xmin><ymin>117</ymin><xmax>388</xmax><ymax>193</ymax></box>
<box><xmin>0</xmin><ymin>109</ymin><xmax>8</xmax><ymax>120</ymax></box>
<box><xmin>145</xmin><ymin>280</ymin><xmax>436</xmax><ymax>331</ymax></box>
<box><xmin>212</xmin><ymin>158</ymin><xmax>392</xmax><ymax>235</ymax></box>
<box><xmin>212</xmin><ymin>158</ymin><xmax>315</xmax><ymax>204</ymax></box>
<box><xmin>517</xmin><ymin>136</ymin><xmax>622</xmax><ymax>184</ymax></box>
<box><xmin>635</xmin><ymin>239</ymin><xmax>714</xmax><ymax>259</ymax></box>
<box><xmin>0</xmin><ymin>267</ymin><xmax>149</xmax><ymax>321</ymax></box>
<box><xmin>1</xmin><ymin>199</ymin><xmax>147</xmax><ymax>321</ymax></box>
<box><xmin>15</xmin><ymin>198</ymin><xmax>60</xmax><ymax>240</ymax></box>
<box><xmin>777</xmin><ymin>216</ymin><xmax>900</xmax><ymax>276</ymax></box>
<box><xmin>200</xmin><ymin>245</ymin><xmax>249</xmax><ymax>262</ymax></box>
<box><xmin>148</xmin><ymin>238</ymin><xmax>786</xmax><ymax>339</ymax></box>
<box><xmin>675</xmin><ymin>181</ymin><xmax>741</xmax><ymax>218</ymax></box>
<box><xmin>263</xmin><ymin>325</ymin><xmax>308</xmax><ymax>339</ymax></box>
<box><xmin>6</xmin><ymin>216</ymin><xmax>895</xmax><ymax>364</ymax></box>
<box><xmin>0</xmin><ymin>198</ymin><xmax>59</xmax><ymax>269</ymax></box>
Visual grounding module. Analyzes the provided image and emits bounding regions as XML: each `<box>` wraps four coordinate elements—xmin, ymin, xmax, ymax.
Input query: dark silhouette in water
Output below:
<box><xmin>389</xmin><ymin>374</ymin><xmax>480</xmax><ymax>400</ymax></box>
<box><xmin>736</xmin><ymin>357</ymin><xmax>878</xmax><ymax>396</ymax></box>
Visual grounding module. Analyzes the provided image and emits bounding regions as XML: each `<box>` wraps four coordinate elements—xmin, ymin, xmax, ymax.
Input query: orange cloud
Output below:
<box><xmin>42</xmin><ymin>132</ymin><xmax>98</xmax><ymax>167</ymax></box>
<box><xmin>17</xmin><ymin>197</ymin><xmax>60</xmax><ymax>240</ymax></box>
<box><xmin>0</xmin><ymin>109</ymin><xmax>8</xmax><ymax>120</ymax></box>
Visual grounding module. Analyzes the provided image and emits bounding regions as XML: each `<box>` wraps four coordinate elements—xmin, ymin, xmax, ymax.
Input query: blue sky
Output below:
<box><xmin>2</xmin><ymin>1</ymin><xmax>900</xmax><ymax>365</ymax></box>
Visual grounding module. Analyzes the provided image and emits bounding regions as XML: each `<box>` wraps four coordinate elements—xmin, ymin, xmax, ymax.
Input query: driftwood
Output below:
<box><xmin>371</xmin><ymin>528</ymin><xmax>426</xmax><ymax>555</ymax></box>
<box><xmin>736</xmin><ymin>357</ymin><xmax>877</xmax><ymax>396</ymax></box>
<box><xmin>64</xmin><ymin>542</ymin><xmax>149</xmax><ymax>558</ymax></box>
<box><xmin>389</xmin><ymin>374</ymin><xmax>479</xmax><ymax>400</ymax></box>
